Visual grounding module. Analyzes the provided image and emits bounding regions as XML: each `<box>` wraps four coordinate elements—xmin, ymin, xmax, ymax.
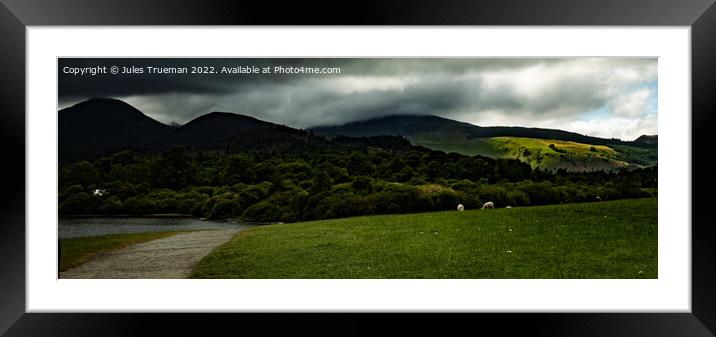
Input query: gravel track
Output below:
<box><xmin>60</xmin><ymin>229</ymin><xmax>241</xmax><ymax>279</ymax></box>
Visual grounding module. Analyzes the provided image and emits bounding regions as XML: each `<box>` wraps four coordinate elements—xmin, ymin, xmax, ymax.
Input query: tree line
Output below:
<box><xmin>59</xmin><ymin>135</ymin><xmax>657</xmax><ymax>222</ymax></box>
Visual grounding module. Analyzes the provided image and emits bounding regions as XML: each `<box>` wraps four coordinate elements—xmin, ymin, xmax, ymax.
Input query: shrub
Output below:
<box><xmin>406</xmin><ymin>175</ymin><xmax>425</xmax><ymax>185</ymax></box>
<box><xmin>433</xmin><ymin>189</ymin><xmax>460</xmax><ymax>210</ymax></box>
<box><xmin>98</xmin><ymin>196</ymin><xmax>124</xmax><ymax>214</ymax></box>
<box><xmin>156</xmin><ymin>198</ymin><xmax>179</xmax><ymax>213</ymax></box>
<box><xmin>59</xmin><ymin>185</ymin><xmax>84</xmax><ymax>203</ymax></box>
<box><xmin>477</xmin><ymin>185</ymin><xmax>508</xmax><ymax>206</ymax></box>
<box><xmin>519</xmin><ymin>182</ymin><xmax>560</xmax><ymax>205</ymax></box>
<box><xmin>243</xmin><ymin>201</ymin><xmax>282</xmax><ymax>222</ymax></box>
<box><xmin>451</xmin><ymin>179</ymin><xmax>477</xmax><ymax>193</ymax></box>
<box><xmin>351</xmin><ymin>176</ymin><xmax>374</xmax><ymax>195</ymax></box>
<box><xmin>208</xmin><ymin>199</ymin><xmax>239</xmax><ymax>220</ymax></box>
<box><xmin>548</xmin><ymin>144</ymin><xmax>566</xmax><ymax>154</ymax></box>
<box><xmin>178</xmin><ymin>198</ymin><xmax>200</xmax><ymax>215</ymax></box>
<box><xmin>59</xmin><ymin>192</ymin><xmax>96</xmax><ymax>215</ymax></box>
<box><xmin>414</xmin><ymin>193</ymin><xmax>435</xmax><ymax>212</ymax></box>
<box><xmin>506</xmin><ymin>189</ymin><xmax>530</xmax><ymax>207</ymax></box>
<box><xmin>194</xmin><ymin>186</ymin><xmax>216</xmax><ymax>196</ymax></box>
<box><xmin>238</xmin><ymin>184</ymin><xmax>270</xmax><ymax>206</ymax></box>
<box><xmin>396</xmin><ymin>166</ymin><xmax>416</xmax><ymax>183</ymax></box>
<box><xmin>60</xmin><ymin>161</ymin><xmax>99</xmax><ymax>189</ymax></box>
<box><xmin>323</xmin><ymin>194</ymin><xmax>374</xmax><ymax>219</ymax></box>
<box><xmin>123</xmin><ymin>195</ymin><xmax>156</xmax><ymax>215</ymax></box>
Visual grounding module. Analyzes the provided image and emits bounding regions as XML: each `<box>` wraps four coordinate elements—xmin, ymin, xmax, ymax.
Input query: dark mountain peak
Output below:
<box><xmin>207</xmin><ymin>111</ymin><xmax>231</xmax><ymax>116</ymax></box>
<box><xmin>311</xmin><ymin>114</ymin><xmax>477</xmax><ymax>138</ymax></box>
<box><xmin>365</xmin><ymin>114</ymin><xmax>444</xmax><ymax>121</ymax></box>
<box><xmin>635</xmin><ymin>134</ymin><xmax>657</xmax><ymax>141</ymax></box>
<box><xmin>325</xmin><ymin>114</ymin><xmax>470</xmax><ymax>126</ymax></box>
<box><xmin>633</xmin><ymin>134</ymin><xmax>658</xmax><ymax>147</ymax></box>
<box><xmin>58</xmin><ymin>98</ymin><xmax>174</xmax><ymax>162</ymax></box>
<box><xmin>64</xmin><ymin>97</ymin><xmax>141</xmax><ymax>113</ymax></box>
<box><xmin>60</xmin><ymin>97</ymin><xmax>169</xmax><ymax>126</ymax></box>
<box><xmin>178</xmin><ymin>111</ymin><xmax>273</xmax><ymax>132</ymax></box>
<box><xmin>187</xmin><ymin>111</ymin><xmax>265</xmax><ymax>124</ymax></box>
<box><xmin>81</xmin><ymin>97</ymin><xmax>127</xmax><ymax>104</ymax></box>
<box><xmin>153</xmin><ymin>111</ymin><xmax>277</xmax><ymax>149</ymax></box>
<box><xmin>205</xmin><ymin>111</ymin><xmax>239</xmax><ymax>117</ymax></box>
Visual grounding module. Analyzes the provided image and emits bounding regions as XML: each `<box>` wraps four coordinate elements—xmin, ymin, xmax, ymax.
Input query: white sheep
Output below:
<box><xmin>457</xmin><ymin>204</ymin><xmax>465</xmax><ymax>212</ymax></box>
<box><xmin>505</xmin><ymin>206</ymin><xmax>512</xmax><ymax>209</ymax></box>
<box><xmin>481</xmin><ymin>201</ymin><xmax>494</xmax><ymax>209</ymax></box>
<box><xmin>595</xmin><ymin>196</ymin><xmax>602</xmax><ymax>202</ymax></box>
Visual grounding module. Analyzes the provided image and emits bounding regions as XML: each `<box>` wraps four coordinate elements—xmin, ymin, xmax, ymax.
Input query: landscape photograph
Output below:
<box><xmin>57</xmin><ymin>58</ymin><xmax>658</xmax><ymax>279</ymax></box>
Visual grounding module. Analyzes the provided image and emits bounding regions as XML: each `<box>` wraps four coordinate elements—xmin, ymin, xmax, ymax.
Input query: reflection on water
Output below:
<box><xmin>58</xmin><ymin>217</ymin><xmax>254</xmax><ymax>239</ymax></box>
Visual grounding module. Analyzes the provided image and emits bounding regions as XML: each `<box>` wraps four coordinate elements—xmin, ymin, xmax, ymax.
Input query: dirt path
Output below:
<box><xmin>60</xmin><ymin>229</ymin><xmax>241</xmax><ymax>279</ymax></box>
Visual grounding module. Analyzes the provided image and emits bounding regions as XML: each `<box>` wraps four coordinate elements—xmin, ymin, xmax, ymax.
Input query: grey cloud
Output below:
<box><xmin>58</xmin><ymin>58</ymin><xmax>574</xmax><ymax>102</ymax></box>
<box><xmin>59</xmin><ymin>58</ymin><xmax>657</xmax><ymax>139</ymax></box>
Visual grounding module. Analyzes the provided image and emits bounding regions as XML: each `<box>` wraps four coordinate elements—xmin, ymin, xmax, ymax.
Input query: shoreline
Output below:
<box><xmin>59</xmin><ymin>213</ymin><xmax>195</xmax><ymax>219</ymax></box>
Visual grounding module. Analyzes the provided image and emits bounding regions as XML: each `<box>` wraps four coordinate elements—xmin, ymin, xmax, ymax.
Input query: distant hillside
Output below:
<box><xmin>58</xmin><ymin>100</ymin><xmax>657</xmax><ymax>172</ymax></box>
<box><xmin>59</xmin><ymin>99</ymin><xmax>298</xmax><ymax>160</ymax></box>
<box><xmin>311</xmin><ymin>114</ymin><xmax>654</xmax><ymax>148</ymax></box>
<box><xmin>59</xmin><ymin>99</ymin><xmax>412</xmax><ymax>161</ymax></box>
<box><xmin>633</xmin><ymin>135</ymin><xmax>658</xmax><ymax>147</ymax></box>
<box><xmin>152</xmin><ymin>111</ymin><xmax>276</xmax><ymax>150</ymax></box>
<box><xmin>311</xmin><ymin>114</ymin><xmax>658</xmax><ymax>171</ymax></box>
<box><xmin>484</xmin><ymin>137</ymin><xmax>657</xmax><ymax>171</ymax></box>
<box><xmin>217</xmin><ymin>126</ymin><xmax>421</xmax><ymax>157</ymax></box>
<box><xmin>312</xmin><ymin>115</ymin><xmax>477</xmax><ymax>138</ymax></box>
<box><xmin>58</xmin><ymin>98</ymin><xmax>174</xmax><ymax>162</ymax></box>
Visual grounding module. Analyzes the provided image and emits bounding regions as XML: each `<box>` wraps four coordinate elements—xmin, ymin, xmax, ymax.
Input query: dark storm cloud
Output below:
<box><xmin>58</xmin><ymin>58</ymin><xmax>565</xmax><ymax>103</ymax></box>
<box><xmin>58</xmin><ymin>58</ymin><xmax>315</xmax><ymax>100</ymax></box>
<box><xmin>58</xmin><ymin>58</ymin><xmax>657</xmax><ymax>139</ymax></box>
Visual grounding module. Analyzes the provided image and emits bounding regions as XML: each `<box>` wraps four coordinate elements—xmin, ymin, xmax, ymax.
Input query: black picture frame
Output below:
<box><xmin>1</xmin><ymin>0</ymin><xmax>715</xmax><ymax>335</ymax></box>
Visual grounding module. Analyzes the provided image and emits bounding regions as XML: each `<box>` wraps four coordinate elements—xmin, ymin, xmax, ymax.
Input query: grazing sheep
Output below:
<box><xmin>457</xmin><ymin>204</ymin><xmax>465</xmax><ymax>212</ymax></box>
<box><xmin>481</xmin><ymin>201</ymin><xmax>494</xmax><ymax>209</ymax></box>
<box><xmin>505</xmin><ymin>206</ymin><xmax>512</xmax><ymax>209</ymax></box>
<box><xmin>595</xmin><ymin>196</ymin><xmax>602</xmax><ymax>202</ymax></box>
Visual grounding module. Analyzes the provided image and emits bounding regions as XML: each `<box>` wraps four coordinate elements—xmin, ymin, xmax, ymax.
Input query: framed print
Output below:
<box><xmin>2</xmin><ymin>0</ymin><xmax>716</xmax><ymax>336</ymax></box>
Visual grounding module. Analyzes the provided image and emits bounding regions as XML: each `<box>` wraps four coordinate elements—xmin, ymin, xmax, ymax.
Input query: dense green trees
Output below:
<box><xmin>58</xmin><ymin>136</ymin><xmax>658</xmax><ymax>222</ymax></box>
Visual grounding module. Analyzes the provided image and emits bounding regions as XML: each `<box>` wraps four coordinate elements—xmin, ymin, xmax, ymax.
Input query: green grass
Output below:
<box><xmin>611</xmin><ymin>144</ymin><xmax>659</xmax><ymax>166</ymax></box>
<box><xmin>410</xmin><ymin>132</ymin><xmax>503</xmax><ymax>158</ymax></box>
<box><xmin>59</xmin><ymin>231</ymin><xmax>193</xmax><ymax>272</ymax></box>
<box><xmin>407</xmin><ymin>133</ymin><xmax>657</xmax><ymax>171</ymax></box>
<box><xmin>191</xmin><ymin>198</ymin><xmax>657</xmax><ymax>279</ymax></box>
<box><xmin>488</xmin><ymin>137</ymin><xmax>624</xmax><ymax>169</ymax></box>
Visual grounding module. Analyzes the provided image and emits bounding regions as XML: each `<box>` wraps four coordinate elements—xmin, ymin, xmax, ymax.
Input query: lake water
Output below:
<box><xmin>58</xmin><ymin>217</ymin><xmax>255</xmax><ymax>238</ymax></box>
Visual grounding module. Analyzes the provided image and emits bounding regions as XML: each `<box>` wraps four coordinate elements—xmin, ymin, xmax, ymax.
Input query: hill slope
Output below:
<box><xmin>312</xmin><ymin>114</ymin><xmax>477</xmax><ymax>138</ymax></box>
<box><xmin>58</xmin><ymin>98</ymin><xmax>174</xmax><ymax>162</ymax></box>
<box><xmin>59</xmin><ymin>99</ymin><xmax>297</xmax><ymax>159</ymax></box>
<box><xmin>152</xmin><ymin>111</ymin><xmax>277</xmax><ymax>150</ymax></box>
<box><xmin>59</xmin><ymin>99</ymin><xmax>424</xmax><ymax>162</ymax></box>
<box><xmin>59</xmin><ymin>100</ymin><xmax>657</xmax><ymax>171</ymax></box>
<box><xmin>311</xmin><ymin>114</ymin><xmax>653</xmax><ymax>148</ymax></box>
<box><xmin>311</xmin><ymin>114</ymin><xmax>658</xmax><ymax>171</ymax></box>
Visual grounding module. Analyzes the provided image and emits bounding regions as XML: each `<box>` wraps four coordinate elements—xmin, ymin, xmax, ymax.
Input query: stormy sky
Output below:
<box><xmin>58</xmin><ymin>58</ymin><xmax>657</xmax><ymax>140</ymax></box>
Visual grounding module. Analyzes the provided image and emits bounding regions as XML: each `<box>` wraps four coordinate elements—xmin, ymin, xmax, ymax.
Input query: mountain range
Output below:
<box><xmin>310</xmin><ymin>114</ymin><xmax>658</xmax><ymax>171</ymax></box>
<box><xmin>59</xmin><ymin>98</ymin><xmax>174</xmax><ymax>162</ymax></box>
<box><xmin>310</xmin><ymin>114</ymin><xmax>654</xmax><ymax>148</ymax></box>
<box><xmin>59</xmin><ymin>98</ymin><xmax>657</xmax><ymax>171</ymax></box>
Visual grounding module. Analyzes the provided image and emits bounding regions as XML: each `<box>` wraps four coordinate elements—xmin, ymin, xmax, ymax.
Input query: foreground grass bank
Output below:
<box><xmin>59</xmin><ymin>231</ymin><xmax>192</xmax><ymax>272</ymax></box>
<box><xmin>191</xmin><ymin>198</ymin><xmax>657</xmax><ymax>279</ymax></box>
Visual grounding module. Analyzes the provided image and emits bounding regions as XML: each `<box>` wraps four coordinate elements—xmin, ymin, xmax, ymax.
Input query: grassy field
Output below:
<box><xmin>611</xmin><ymin>144</ymin><xmax>659</xmax><ymax>166</ymax></box>
<box><xmin>487</xmin><ymin>137</ymin><xmax>626</xmax><ymax>170</ymax></box>
<box><xmin>407</xmin><ymin>133</ymin><xmax>657</xmax><ymax>171</ymax></box>
<box><xmin>59</xmin><ymin>231</ymin><xmax>192</xmax><ymax>272</ymax></box>
<box><xmin>191</xmin><ymin>198</ymin><xmax>657</xmax><ymax>279</ymax></box>
<box><xmin>410</xmin><ymin>132</ymin><xmax>503</xmax><ymax>158</ymax></box>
